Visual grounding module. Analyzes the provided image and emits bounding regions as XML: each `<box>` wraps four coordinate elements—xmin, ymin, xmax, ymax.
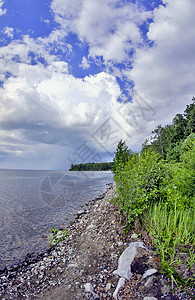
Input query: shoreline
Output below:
<box><xmin>0</xmin><ymin>183</ymin><xmax>194</xmax><ymax>299</ymax></box>
<box><xmin>0</xmin><ymin>182</ymin><xmax>113</xmax><ymax>275</ymax></box>
<box><xmin>0</xmin><ymin>183</ymin><xmax>118</xmax><ymax>299</ymax></box>
<box><xmin>0</xmin><ymin>175</ymin><xmax>113</xmax><ymax>273</ymax></box>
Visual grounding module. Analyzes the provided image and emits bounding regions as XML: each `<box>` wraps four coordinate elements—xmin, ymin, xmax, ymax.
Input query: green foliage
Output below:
<box><xmin>184</xmin><ymin>97</ymin><xmax>195</xmax><ymax>137</ymax></box>
<box><xmin>111</xmin><ymin>100</ymin><xmax>195</xmax><ymax>285</ymax></box>
<box><xmin>144</xmin><ymin>203</ymin><xmax>195</xmax><ymax>283</ymax></box>
<box><xmin>142</xmin><ymin>98</ymin><xmax>195</xmax><ymax>160</ymax></box>
<box><xmin>49</xmin><ymin>228</ymin><xmax>68</xmax><ymax>246</ymax></box>
<box><xmin>163</xmin><ymin>133</ymin><xmax>195</xmax><ymax>209</ymax></box>
<box><xmin>114</xmin><ymin>149</ymin><xmax>165</xmax><ymax>226</ymax></box>
<box><xmin>113</xmin><ymin>134</ymin><xmax>194</xmax><ymax>225</ymax></box>
<box><xmin>69</xmin><ymin>161</ymin><xmax>114</xmax><ymax>171</ymax></box>
<box><xmin>112</xmin><ymin>140</ymin><xmax>133</xmax><ymax>173</ymax></box>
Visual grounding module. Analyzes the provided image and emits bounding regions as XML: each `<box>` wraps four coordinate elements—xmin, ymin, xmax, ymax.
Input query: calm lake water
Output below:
<box><xmin>0</xmin><ymin>170</ymin><xmax>113</xmax><ymax>269</ymax></box>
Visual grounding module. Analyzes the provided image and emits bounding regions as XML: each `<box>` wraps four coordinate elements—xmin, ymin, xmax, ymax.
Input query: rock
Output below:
<box><xmin>113</xmin><ymin>242</ymin><xmax>146</xmax><ymax>299</ymax></box>
<box><xmin>110</xmin><ymin>245</ymin><xmax>115</xmax><ymax>251</ymax></box>
<box><xmin>84</xmin><ymin>282</ymin><xmax>95</xmax><ymax>295</ymax></box>
<box><xmin>113</xmin><ymin>278</ymin><xmax>126</xmax><ymax>299</ymax></box>
<box><xmin>144</xmin><ymin>297</ymin><xmax>158</xmax><ymax>300</ymax></box>
<box><xmin>131</xmin><ymin>233</ymin><xmax>138</xmax><ymax>239</ymax></box>
<box><xmin>77</xmin><ymin>210</ymin><xmax>85</xmax><ymax>217</ymax></box>
<box><xmin>56</xmin><ymin>232</ymin><xmax>63</xmax><ymax>239</ymax></box>
<box><xmin>52</xmin><ymin>251</ymin><xmax>58</xmax><ymax>258</ymax></box>
<box><xmin>145</xmin><ymin>276</ymin><xmax>154</xmax><ymax>287</ymax></box>
<box><xmin>105</xmin><ymin>282</ymin><xmax>111</xmax><ymax>292</ymax></box>
<box><xmin>86</xmin><ymin>224</ymin><xmax>96</xmax><ymax>230</ymax></box>
<box><xmin>118</xmin><ymin>241</ymin><xmax>123</xmax><ymax>247</ymax></box>
<box><xmin>113</xmin><ymin>241</ymin><xmax>145</xmax><ymax>280</ymax></box>
<box><xmin>67</xmin><ymin>263</ymin><xmax>78</xmax><ymax>269</ymax></box>
<box><xmin>142</xmin><ymin>268</ymin><xmax>158</xmax><ymax>279</ymax></box>
<box><xmin>40</xmin><ymin>264</ymin><xmax>46</xmax><ymax>269</ymax></box>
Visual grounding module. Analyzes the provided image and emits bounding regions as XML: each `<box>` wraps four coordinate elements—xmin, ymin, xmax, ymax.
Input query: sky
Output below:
<box><xmin>0</xmin><ymin>0</ymin><xmax>194</xmax><ymax>170</ymax></box>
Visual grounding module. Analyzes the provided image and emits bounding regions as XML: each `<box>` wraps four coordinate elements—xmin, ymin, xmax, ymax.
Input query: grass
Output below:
<box><xmin>49</xmin><ymin>228</ymin><xmax>68</xmax><ymax>246</ymax></box>
<box><xmin>144</xmin><ymin>202</ymin><xmax>195</xmax><ymax>285</ymax></box>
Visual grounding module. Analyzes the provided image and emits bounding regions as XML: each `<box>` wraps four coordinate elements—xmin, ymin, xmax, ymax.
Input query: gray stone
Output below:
<box><xmin>67</xmin><ymin>263</ymin><xmax>78</xmax><ymax>269</ymax></box>
<box><xmin>86</xmin><ymin>224</ymin><xmax>96</xmax><ymax>230</ymax></box>
<box><xmin>161</xmin><ymin>284</ymin><xmax>171</xmax><ymax>294</ymax></box>
<box><xmin>84</xmin><ymin>282</ymin><xmax>95</xmax><ymax>295</ymax></box>
<box><xmin>144</xmin><ymin>297</ymin><xmax>158</xmax><ymax>300</ymax></box>
<box><xmin>131</xmin><ymin>233</ymin><xmax>138</xmax><ymax>239</ymax></box>
<box><xmin>142</xmin><ymin>268</ymin><xmax>157</xmax><ymax>279</ymax></box>
<box><xmin>113</xmin><ymin>278</ymin><xmax>126</xmax><ymax>299</ymax></box>
<box><xmin>105</xmin><ymin>282</ymin><xmax>112</xmax><ymax>292</ymax></box>
<box><xmin>77</xmin><ymin>210</ymin><xmax>85</xmax><ymax>217</ymax></box>
<box><xmin>113</xmin><ymin>241</ymin><xmax>145</xmax><ymax>280</ymax></box>
<box><xmin>110</xmin><ymin>245</ymin><xmax>115</xmax><ymax>251</ymax></box>
<box><xmin>52</xmin><ymin>251</ymin><xmax>58</xmax><ymax>257</ymax></box>
<box><xmin>118</xmin><ymin>241</ymin><xmax>123</xmax><ymax>247</ymax></box>
<box><xmin>145</xmin><ymin>276</ymin><xmax>154</xmax><ymax>287</ymax></box>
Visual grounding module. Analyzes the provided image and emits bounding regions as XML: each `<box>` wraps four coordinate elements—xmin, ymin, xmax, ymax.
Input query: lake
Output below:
<box><xmin>0</xmin><ymin>169</ymin><xmax>113</xmax><ymax>269</ymax></box>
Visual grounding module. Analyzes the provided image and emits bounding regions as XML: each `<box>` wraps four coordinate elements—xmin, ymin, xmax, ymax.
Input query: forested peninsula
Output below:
<box><xmin>69</xmin><ymin>161</ymin><xmax>114</xmax><ymax>171</ymax></box>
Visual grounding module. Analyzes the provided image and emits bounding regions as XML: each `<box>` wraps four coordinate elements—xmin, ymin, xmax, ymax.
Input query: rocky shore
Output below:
<box><xmin>0</xmin><ymin>183</ymin><xmax>194</xmax><ymax>299</ymax></box>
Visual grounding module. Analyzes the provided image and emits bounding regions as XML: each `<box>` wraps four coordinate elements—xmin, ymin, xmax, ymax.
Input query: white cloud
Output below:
<box><xmin>0</xmin><ymin>0</ymin><xmax>194</xmax><ymax>169</ymax></box>
<box><xmin>80</xmin><ymin>56</ymin><xmax>90</xmax><ymax>69</ymax></box>
<box><xmin>0</xmin><ymin>30</ymin><xmax>147</xmax><ymax>166</ymax></box>
<box><xmin>51</xmin><ymin>0</ymin><xmax>152</xmax><ymax>62</ymax></box>
<box><xmin>126</xmin><ymin>0</ymin><xmax>195</xmax><ymax>124</ymax></box>
<box><xmin>41</xmin><ymin>18</ymin><xmax>50</xmax><ymax>25</ymax></box>
<box><xmin>3</xmin><ymin>27</ymin><xmax>14</xmax><ymax>38</ymax></box>
<box><xmin>0</xmin><ymin>0</ymin><xmax>6</xmax><ymax>16</ymax></box>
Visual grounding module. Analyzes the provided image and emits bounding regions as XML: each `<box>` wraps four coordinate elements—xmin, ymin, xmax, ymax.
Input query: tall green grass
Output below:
<box><xmin>144</xmin><ymin>202</ymin><xmax>195</xmax><ymax>283</ymax></box>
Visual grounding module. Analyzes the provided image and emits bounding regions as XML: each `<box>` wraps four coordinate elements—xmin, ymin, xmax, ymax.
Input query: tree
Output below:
<box><xmin>112</xmin><ymin>140</ymin><xmax>133</xmax><ymax>173</ymax></box>
<box><xmin>141</xmin><ymin>98</ymin><xmax>195</xmax><ymax>160</ymax></box>
<box><xmin>147</xmin><ymin>125</ymin><xmax>173</xmax><ymax>159</ymax></box>
<box><xmin>184</xmin><ymin>97</ymin><xmax>195</xmax><ymax>137</ymax></box>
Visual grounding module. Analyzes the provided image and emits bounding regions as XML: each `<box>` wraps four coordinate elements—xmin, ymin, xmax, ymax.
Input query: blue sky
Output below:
<box><xmin>0</xmin><ymin>0</ymin><xmax>194</xmax><ymax>170</ymax></box>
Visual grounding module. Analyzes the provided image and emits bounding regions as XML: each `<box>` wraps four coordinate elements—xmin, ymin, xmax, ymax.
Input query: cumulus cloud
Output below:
<box><xmin>51</xmin><ymin>0</ymin><xmax>152</xmax><ymax>62</ymax></box>
<box><xmin>0</xmin><ymin>0</ymin><xmax>194</xmax><ymax>169</ymax></box>
<box><xmin>126</xmin><ymin>0</ymin><xmax>195</xmax><ymax>124</ymax></box>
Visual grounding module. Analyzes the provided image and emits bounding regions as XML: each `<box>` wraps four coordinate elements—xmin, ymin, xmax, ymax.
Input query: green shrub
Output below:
<box><xmin>49</xmin><ymin>228</ymin><xmax>68</xmax><ymax>246</ymax></box>
<box><xmin>163</xmin><ymin>133</ymin><xmax>195</xmax><ymax>209</ymax></box>
<box><xmin>114</xmin><ymin>150</ymin><xmax>165</xmax><ymax>226</ymax></box>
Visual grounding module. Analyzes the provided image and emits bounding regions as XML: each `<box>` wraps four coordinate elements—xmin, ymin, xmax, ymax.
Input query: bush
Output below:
<box><xmin>163</xmin><ymin>133</ymin><xmax>195</xmax><ymax>209</ymax></box>
<box><xmin>113</xmin><ymin>150</ymin><xmax>165</xmax><ymax>226</ymax></box>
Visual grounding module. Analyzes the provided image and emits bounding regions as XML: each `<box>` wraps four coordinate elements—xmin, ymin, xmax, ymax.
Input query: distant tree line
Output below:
<box><xmin>69</xmin><ymin>161</ymin><xmax>114</xmax><ymax>171</ymax></box>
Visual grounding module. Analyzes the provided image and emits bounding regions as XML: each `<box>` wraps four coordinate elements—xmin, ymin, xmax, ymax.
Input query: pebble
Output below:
<box><xmin>105</xmin><ymin>282</ymin><xmax>111</xmax><ymax>292</ymax></box>
<box><xmin>0</xmin><ymin>184</ymin><xmax>189</xmax><ymax>300</ymax></box>
<box><xmin>118</xmin><ymin>241</ymin><xmax>123</xmax><ymax>247</ymax></box>
<box><xmin>142</xmin><ymin>268</ymin><xmax>158</xmax><ymax>279</ymax></box>
<box><xmin>145</xmin><ymin>276</ymin><xmax>154</xmax><ymax>287</ymax></box>
<box><xmin>84</xmin><ymin>282</ymin><xmax>94</xmax><ymax>293</ymax></box>
<box><xmin>131</xmin><ymin>233</ymin><xmax>138</xmax><ymax>239</ymax></box>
